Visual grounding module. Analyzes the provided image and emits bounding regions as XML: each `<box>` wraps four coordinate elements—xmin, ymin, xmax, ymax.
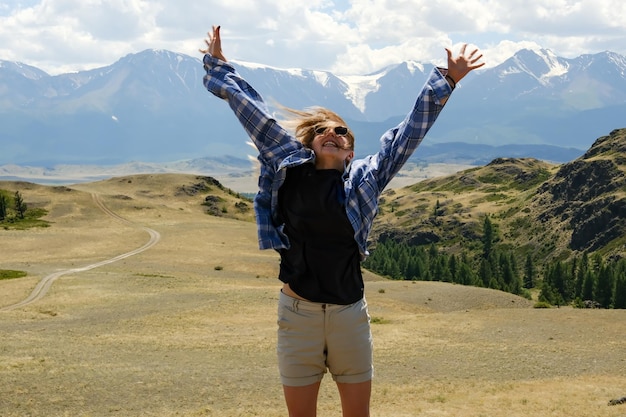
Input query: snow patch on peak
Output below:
<box><xmin>231</xmin><ymin>59</ymin><xmax>274</xmax><ymax>71</ymax></box>
<box><xmin>233</xmin><ymin>59</ymin><xmax>334</xmax><ymax>87</ymax></box>
<box><xmin>0</xmin><ymin>60</ymin><xmax>48</xmax><ymax>80</ymax></box>
<box><xmin>285</xmin><ymin>68</ymin><xmax>305</xmax><ymax>77</ymax></box>
<box><xmin>313</xmin><ymin>71</ymin><xmax>331</xmax><ymax>87</ymax></box>
<box><xmin>406</xmin><ymin>60</ymin><xmax>425</xmax><ymax>75</ymax></box>
<box><xmin>337</xmin><ymin>72</ymin><xmax>385</xmax><ymax>112</ymax></box>
<box><xmin>510</xmin><ymin>48</ymin><xmax>569</xmax><ymax>85</ymax></box>
<box><xmin>235</xmin><ymin>60</ymin><xmax>323</xmax><ymax>80</ymax></box>
<box><xmin>606</xmin><ymin>52</ymin><xmax>626</xmax><ymax>72</ymax></box>
<box><xmin>535</xmin><ymin>52</ymin><xmax>568</xmax><ymax>83</ymax></box>
<box><xmin>537</xmin><ymin>49</ymin><xmax>569</xmax><ymax>79</ymax></box>
<box><xmin>233</xmin><ymin>59</ymin><xmax>303</xmax><ymax>76</ymax></box>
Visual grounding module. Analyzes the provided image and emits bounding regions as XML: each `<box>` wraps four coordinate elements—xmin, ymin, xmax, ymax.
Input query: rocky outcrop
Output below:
<box><xmin>535</xmin><ymin>129</ymin><xmax>626</xmax><ymax>252</ymax></box>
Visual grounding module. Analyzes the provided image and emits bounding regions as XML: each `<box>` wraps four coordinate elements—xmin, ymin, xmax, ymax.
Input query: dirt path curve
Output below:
<box><xmin>0</xmin><ymin>193</ymin><xmax>161</xmax><ymax>312</ymax></box>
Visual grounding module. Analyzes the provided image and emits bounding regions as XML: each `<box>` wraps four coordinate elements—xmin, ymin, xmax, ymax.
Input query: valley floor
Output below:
<box><xmin>1</xmin><ymin>176</ymin><xmax>625</xmax><ymax>417</ymax></box>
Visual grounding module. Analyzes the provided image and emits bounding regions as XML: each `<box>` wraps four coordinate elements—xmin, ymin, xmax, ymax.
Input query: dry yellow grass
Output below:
<box><xmin>1</xmin><ymin>175</ymin><xmax>626</xmax><ymax>417</ymax></box>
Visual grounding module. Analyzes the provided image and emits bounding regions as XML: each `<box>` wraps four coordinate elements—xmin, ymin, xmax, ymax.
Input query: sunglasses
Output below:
<box><xmin>314</xmin><ymin>125</ymin><xmax>349</xmax><ymax>136</ymax></box>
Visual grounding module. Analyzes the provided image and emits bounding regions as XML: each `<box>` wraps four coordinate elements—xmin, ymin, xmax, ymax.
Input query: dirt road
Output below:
<box><xmin>0</xmin><ymin>193</ymin><xmax>160</xmax><ymax>311</ymax></box>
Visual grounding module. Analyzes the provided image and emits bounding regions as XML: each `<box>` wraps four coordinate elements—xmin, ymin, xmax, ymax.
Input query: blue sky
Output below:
<box><xmin>1</xmin><ymin>0</ymin><xmax>625</xmax><ymax>75</ymax></box>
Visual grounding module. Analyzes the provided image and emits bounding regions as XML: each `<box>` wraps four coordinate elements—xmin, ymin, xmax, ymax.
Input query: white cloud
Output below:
<box><xmin>0</xmin><ymin>0</ymin><xmax>625</xmax><ymax>75</ymax></box>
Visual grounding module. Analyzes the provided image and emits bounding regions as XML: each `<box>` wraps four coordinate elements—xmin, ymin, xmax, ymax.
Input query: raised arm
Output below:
<box><xmin>357</xmin><ymin>45</ymin><xmax>484</xmax><ymax>191</ymax></box>
<box><xmin>200</xmin><ymin>26</ymin><xmax>308</xmax><ymax>169</ymax></box>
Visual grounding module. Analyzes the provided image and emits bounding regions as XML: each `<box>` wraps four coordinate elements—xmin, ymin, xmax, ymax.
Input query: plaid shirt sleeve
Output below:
<box><xmin>202</xmin><ymin>55</ymin><xmax>304</xmax><ymax>168</ymax></box>
<box><xmin>202</xmin><ymin>55</ymin><xmax>313</xmax><ymax>250</ymax></box>
<box><xmin>367</xmin><ymin>66</ymin><xmax>451</xmax><ymax>190</ymax></box>
<box><xmin>346</xmin><ymin>67</ymin><xmax>452</xmax><ymax>258</ymax></box>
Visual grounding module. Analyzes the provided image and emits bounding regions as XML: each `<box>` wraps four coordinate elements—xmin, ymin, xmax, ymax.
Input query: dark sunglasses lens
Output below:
<box><xmin>334</xmin><ymin>126</ymin><xmax>348</xmax><ymax>136</ymax></box>
<box><xmin>314</xmin><ymin>126</ymin><xmax>348</xmax><ymax>136</ymax></box>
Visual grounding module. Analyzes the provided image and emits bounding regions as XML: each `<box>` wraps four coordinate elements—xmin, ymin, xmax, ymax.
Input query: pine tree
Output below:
<box><xmin>410</xmin><ymin>257</ymin><xmax>426</xmax><ymax>280</ymax></box>
<box><xmin>523</xmin><ymin>254</ymin><xmax>535</xmax><ymax>289</ymax></box>
<box><xmin>0</xmin><ymin>193</ymin><xmax>7</xmax><ymax>221</ymax></box>
<box><xmin>539</xmin><ymin>280</ymin><xmax>559</xmax><ymax>305</ymax></box>
<box><xmin>448</xmin><ymin>254</ymin><xmax>458</xmax><ymax>283</ymax></box>
<box><xmin>500</xmin><ymin>252</ymin><xmax>514</xmax><ymax>291</ymax></box>
<box><xmin>427</xmin><ymin>244</ymin><xmax>439</xmax><ymax>280</ymax></box>
<box><xmin>574</xmin><ymin>253</ymin><xmax>589</xmax><ymax>299</ymax></box>
<box><xmin>437</xmin><ymin>255</ymin><xmax>452</xmax><ymax>282</ymax></box>
<box><xmin>591</xmin><ymin>253</ymin><xmax>604</xmax><ymax>274</ymax></box>
<box><xmin>383</xmin><ymin>258</ymin><xmax>402</xmax><ymax>280</ymax></box>
<box><xmin>479</xmin><ymin>257</ymin><xmax>492</xmax><ymax>288</ymax></box>
<box><xmin>613</xmin><ymin>270</ymin><xmax>626</xmax><ymax>309</ymax></box>
<box><xmin>489</xmin><ymin>252</ymin><xmax>504</xmax><ymax>290</ymax></box>
<box><xmin>14</xmin><ymin>191</ymin><xmax>26</xmax><ymax>219</ymax></box>
<box><xmin>508</xmin><ymin>253</ymin><xmax>522</xmax><ymax>295</ymax></box>
<box><xmin>397</xmin><ymin>249</ymin><xmax>410</xmax><ymax>279</ymax></box>
<box><xmin>582</xmin><ymin>271</ymin><xmax>595</xmax><ymax>301</ymax></box>
<box><xmin>482</xmin><ymin>215</ymin><xmax>494</xmax><ymax>259</ymax></box>
<box><xmin>596</xmin><ymin>265</ymin><xmax>614</xmax><ymax>308</ymax></box>
<box><xmin>551</xmin><ymin>262</ymin><xmax>566</xmax><ymax>302</ymax></box>
<box><xmin>457</xmin><ymin>263</ymin><xmax>477</xmax><ymax>286</ymax></box>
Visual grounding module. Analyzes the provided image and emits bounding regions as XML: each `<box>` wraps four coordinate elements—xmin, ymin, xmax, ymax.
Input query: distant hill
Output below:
<box><xmin>372</xmin><ymin>128</ymin><xmax>626</xmax><ymax>263</ymax></box>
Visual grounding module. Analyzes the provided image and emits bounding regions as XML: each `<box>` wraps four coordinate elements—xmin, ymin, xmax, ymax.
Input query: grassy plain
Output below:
<box><xmin>1</xmin><ymin>174</ymin><xmax>626</xmax><ymax>417</ymax></box>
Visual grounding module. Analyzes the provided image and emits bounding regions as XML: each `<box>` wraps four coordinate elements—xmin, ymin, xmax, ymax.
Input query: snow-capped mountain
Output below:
<box><xmin>0</xmin><ymin>48</ymin><xmax>625</xmax><ymax>166</ymax></box>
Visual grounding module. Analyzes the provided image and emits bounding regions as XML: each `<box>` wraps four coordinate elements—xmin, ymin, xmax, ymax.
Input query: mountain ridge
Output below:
<box><xmin>1</xmin><ymin>48</ymin><xmax>625</xmax><ymax>166</ymax></box>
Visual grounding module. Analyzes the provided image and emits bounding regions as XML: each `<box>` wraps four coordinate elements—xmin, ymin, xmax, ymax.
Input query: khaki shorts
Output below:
<box><xmin>277</xmin><ymin>291</ymin><xmax>373</xmax><ymax>387</ymax></box>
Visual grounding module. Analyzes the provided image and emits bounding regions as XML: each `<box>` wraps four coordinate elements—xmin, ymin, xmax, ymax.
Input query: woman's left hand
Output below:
<box><xmin>445</xmin><ymin>44</ymin><xmax>484</xmax><ymax>84</ymax></box>
<box><xmin>200</xmin><ymin>25</ymin><xmax>227</xmax><ymax>62</ymax></box>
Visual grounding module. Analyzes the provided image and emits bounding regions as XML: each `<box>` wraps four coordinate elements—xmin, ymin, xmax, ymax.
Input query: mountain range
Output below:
<box><xmin>1</xmin><ymin>48</ymin><xmax>625</xmax><ymax>168</ymax></box>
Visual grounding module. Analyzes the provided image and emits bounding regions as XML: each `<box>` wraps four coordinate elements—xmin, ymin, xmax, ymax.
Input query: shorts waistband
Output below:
<box><xmin>279</xmin><ymin>290</ymin><xmax>358</xmax><ymax>311</ymax></box>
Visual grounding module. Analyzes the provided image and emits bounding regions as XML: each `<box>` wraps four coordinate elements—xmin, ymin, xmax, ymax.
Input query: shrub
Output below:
<box><xmin>370</xmin><ymin>316</ymin><xmax>390</xmax><ymax>324</ymax></box>
<box><xmin>533</xmin><ymin>301</ymin><xmax>552</xmax><ymax>309</ymax></box>
<box><xmin>0</xmin><ymin>270</ymin><xmax>27</xmax><ymax>280</ymax></box>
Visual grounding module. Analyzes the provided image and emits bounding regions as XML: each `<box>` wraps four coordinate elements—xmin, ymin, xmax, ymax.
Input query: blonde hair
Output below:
<box><xmin>278</xmin><ymin>106</ymin><xmax>355</xmax><ymax>150</ymax></box>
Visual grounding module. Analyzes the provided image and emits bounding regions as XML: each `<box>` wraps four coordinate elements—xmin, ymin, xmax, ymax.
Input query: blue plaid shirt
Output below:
<box><xmin>203</xmin><ymin>54</ymin><xmax>452</xmax><ymax>259</ymax></box>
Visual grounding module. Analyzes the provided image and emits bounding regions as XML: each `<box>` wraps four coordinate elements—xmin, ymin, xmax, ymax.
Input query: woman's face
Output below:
<box><xmin>310</xmin><ymin>124</ymin><xmax>354</xmax><ymax>171</ymax></box>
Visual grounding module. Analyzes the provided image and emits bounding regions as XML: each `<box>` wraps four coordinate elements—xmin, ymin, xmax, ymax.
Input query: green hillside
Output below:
<box><xmin>367</xmin><ymin>128</ymin><xmax>626</xmax><ymax>307</ymax></box>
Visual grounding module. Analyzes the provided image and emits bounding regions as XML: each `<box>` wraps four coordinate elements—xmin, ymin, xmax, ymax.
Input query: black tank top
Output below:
<box><xmin>277</xmin><ymin>163</ymin><xmax>364</xmax><ymax>304</ymax></box>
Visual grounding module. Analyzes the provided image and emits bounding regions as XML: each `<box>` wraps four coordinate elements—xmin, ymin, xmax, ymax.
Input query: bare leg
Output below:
<box><xmin>283</xmin><ymin>381</ymin><xmax>321</xmax><ymax>417</ymax></box>
<box><xmin>337</xmin><ymin>380</ymin><xmax>371</xmax><ymax>417</ymax></box>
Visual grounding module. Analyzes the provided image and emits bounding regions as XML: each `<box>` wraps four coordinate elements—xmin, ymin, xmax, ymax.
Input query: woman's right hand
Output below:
<box><xmin>200</xmin><ymin>25</ymin><xmax>227</xmax><ymax>62</ymax></box>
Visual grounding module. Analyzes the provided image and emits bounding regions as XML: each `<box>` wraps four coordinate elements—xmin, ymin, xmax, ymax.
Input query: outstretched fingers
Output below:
<box><xmin>199</xmin><ymin>38</ymin><xmax>210</xmax><ymax>54</ymax></box>
<box><xmin>199</xmin><ymin>25</ymin><xmax>226</xmax><ymax>61</ymax></box>
<box><xmin>446</xmin><ymin>43</ymin><xmax>485</xmax><ymax>83</ymax></box>
<box><xmin>468</xmin><ymin>50</ymin><xmax>484</xmax><ymax>69</ymax></box>
<box><xmin>199</xmin><ymin>31</ymin><xmax>212</xmax><ymax>54</ymax></box>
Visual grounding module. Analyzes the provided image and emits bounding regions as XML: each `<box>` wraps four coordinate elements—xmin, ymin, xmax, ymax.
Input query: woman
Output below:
<box><xmin>201</xmin><ymin>25</ymin><xmax>483</xmax><ymax>417</ymax></box>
